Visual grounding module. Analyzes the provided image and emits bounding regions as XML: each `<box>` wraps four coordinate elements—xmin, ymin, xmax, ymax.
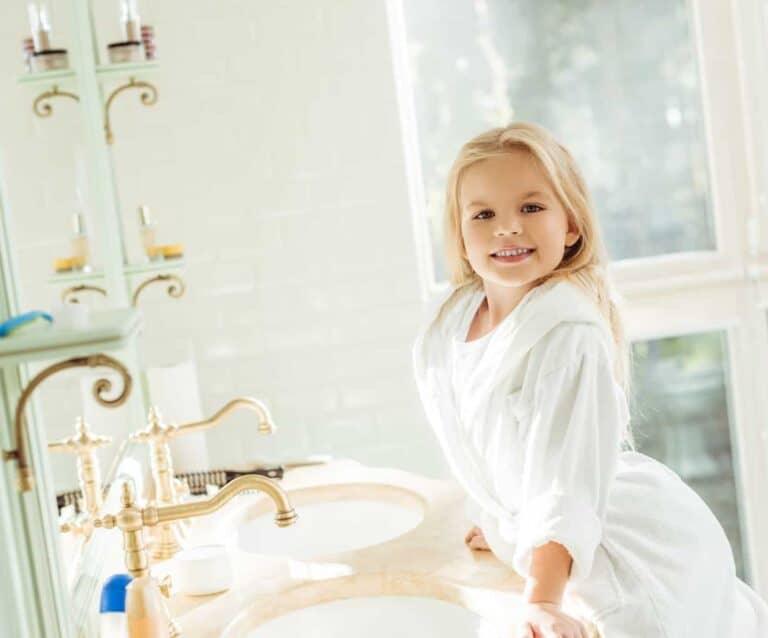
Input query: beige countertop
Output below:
<box><xmin>143</xmin><ymin>458</ymin><xmax>598</xmax><ymax>637</ymax></box>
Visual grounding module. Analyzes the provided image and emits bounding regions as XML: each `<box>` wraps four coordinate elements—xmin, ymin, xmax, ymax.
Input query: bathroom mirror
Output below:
<box><xmin>5</xmin><ymin>1</ymin><xmax>768</xmax><ymax>636</ymax></box>
<box><xmin>0</xmin><ymin>0</ymin><xmax>441</xmax><ymax>631</ymax></box>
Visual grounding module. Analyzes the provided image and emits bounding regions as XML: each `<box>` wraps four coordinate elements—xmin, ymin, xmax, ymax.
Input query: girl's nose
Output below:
<box><xmin>493</xmin><ymin>213</ymin><xmax>522</xmax><ymax>236</ymax></box>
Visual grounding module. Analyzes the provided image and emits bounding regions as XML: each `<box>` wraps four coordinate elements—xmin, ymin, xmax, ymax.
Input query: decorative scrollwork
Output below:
<box><xmin>62</xmin><ymin>284</ymin><xmax>108</xmax><ymax>304</ymax></box>
<box><xmin>131</xmin><ymin>273</ymin><xmax>186</xmax><ymax>307</ymax></box>
<box><xmin>2</xmin><ymin>354</ymin><xmax>133</xmax><ymax>492</ymax></box>
<box><xmin>104</xmin><ymin>77</ymin><xmax>158</xmax><ymax>144</ymax></box>
<box><xmin>32</xmin><ymin>84</ymin><xmax>80</xmax><ymax>118</ymax></box>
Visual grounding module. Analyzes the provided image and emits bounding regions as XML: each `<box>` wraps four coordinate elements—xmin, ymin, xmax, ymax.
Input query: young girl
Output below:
<box><xmin>411</xmin><ymin>121</ymin><xmax>768</xmax><ymax>637</ymax></box>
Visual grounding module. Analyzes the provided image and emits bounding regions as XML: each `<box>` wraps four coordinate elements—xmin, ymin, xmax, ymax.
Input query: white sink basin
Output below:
<box><xmin>217</xmin><ymin>483</ymin><xmax>426</xmax><ymax>559</ymax></box>
<box><xmin>240</xmin><ymin>595</ymin><xmax>503</xmax><ymax>638</ymax></box>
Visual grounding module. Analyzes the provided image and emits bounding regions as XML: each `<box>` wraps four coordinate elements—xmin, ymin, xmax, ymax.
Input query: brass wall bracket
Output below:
<box><xmin>2</xmin><ymin>354</ymin><xmax>133</xmax><ymax>492</ymax></box>
<box><xmin>32</xmin><ymin>84</ymin><xmax>80</xmax><ymax>118</ymax></box>
<box><xmin>131</xmin><ymin>273</ymin><xmax>186</xmax><ymax>308</ymax></box>
<box><xmin>61</xmin><ymin>284</ymin><xmax>108</xmax><ymax>304</ymax></box>
<box><xmin>104</xmin><ymin>76</ymin><xmax>158</xmax><ymax>144</ymax></box>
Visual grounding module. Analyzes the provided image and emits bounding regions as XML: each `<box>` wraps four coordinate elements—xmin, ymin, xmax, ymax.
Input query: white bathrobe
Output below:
<box><xmin>412</xmin><ymin>277</ymin><xmax>768</xmax><ymax>637</ymax></box>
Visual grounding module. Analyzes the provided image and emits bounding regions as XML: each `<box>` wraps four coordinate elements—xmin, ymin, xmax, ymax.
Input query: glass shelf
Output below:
<box><xmin>17</xmin><ymin>68</ymin><xmax>76</xmax><ymax>86</ymax></box>
<box><xmin>48</xmin><ymin>268</ymin><xmax>105</xmax><ymax>284</ymax></box>
<box><xmin>0</xmin><ymin>307</ymin><xmax>141</xmax><ymax>367</ymax></box>
<box><xmin>95</xmin><ymin>60</ymin><xmax>159</xmax><ymax>81</ymax></box>
<box><xmin>123</xmin><ymin>258</ymin><xmax>185</xmax><ymax>276</ymax></box>
<box><xmin>48</xmin><ymin>257</ymin><xmax>183</xmax><ymax>284</ymax></box>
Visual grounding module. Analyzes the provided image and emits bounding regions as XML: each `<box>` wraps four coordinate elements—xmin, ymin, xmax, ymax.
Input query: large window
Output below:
<box><xmin>391</xmin><ymin>0</ymin><xmax>768</xmax><ymax>594</ymax></box>
<box><xmin>631</xmin><ymin>331</ymin><xmax>748</xmax><ymax>581</ymax></box>
<box><xmin>400</xmin><ymin>0</ymin><xmax>714</xmax><ymax>281</ymax></box>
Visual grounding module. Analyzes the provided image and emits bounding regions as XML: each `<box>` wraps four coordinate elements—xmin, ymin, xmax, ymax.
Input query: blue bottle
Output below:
<box><xmin>99</xmin><ymin>574</ymin><xmax>133</xmax><ymax>637</ymax></box>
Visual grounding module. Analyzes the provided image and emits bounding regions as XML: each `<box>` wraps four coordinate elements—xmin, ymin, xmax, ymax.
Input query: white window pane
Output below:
<box><xmin>402</xmin><ymin>0</ymin><xmax>716</xmax><ymax>282</ymax></box>
<box><xmin>630</xmin><ymin>332</ymin><xmax>749</xmax><ymax>582</ymax></box>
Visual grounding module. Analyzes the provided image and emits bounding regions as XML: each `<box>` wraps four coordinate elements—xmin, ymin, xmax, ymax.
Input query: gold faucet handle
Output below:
<box><xmin>129</xmin><ymin>405</ymin><xmax>170</xmax><ymax>444</ymax></box>
<box><xmin>93</xmin><ymin>513</ymin><xmax>117</xmax><ymax>530</ymax></box>
<box><xmin>48</xmin><ymin>416</ymin><xmax>112</xmax><ymax>454</ymax></box>
<box><xmin>60</xmin><ymin>513</ymin><xmax>95</xmax><ymax>539</ymax></box>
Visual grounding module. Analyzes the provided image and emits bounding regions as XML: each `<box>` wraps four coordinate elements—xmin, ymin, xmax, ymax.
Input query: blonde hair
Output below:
<box><xmin>443</xmin><ymin>121</ymin><xmax>635</xmax><ymax>451</ymax></box>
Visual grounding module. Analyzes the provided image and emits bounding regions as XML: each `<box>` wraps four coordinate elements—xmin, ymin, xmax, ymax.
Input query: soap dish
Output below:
<box><xmin>173</xmin><ymin>544</ymin><xmax>232</xmax><ymax>596</ymax></box>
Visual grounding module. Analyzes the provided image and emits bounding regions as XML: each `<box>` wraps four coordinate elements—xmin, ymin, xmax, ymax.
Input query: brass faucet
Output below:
<box><xmin>94</xmin><ymin>474</ymin><xmax>297</xmax><ymax>637</ymax></box>
<box><xmin>129</xmin><ymin>397</ymin><xmax>276</xmax><ymax>559</ymax></box>
<box><xmin>49</xmin><ymin>416</ymin><xmax>112</xmax><ymax>517</ymax></box>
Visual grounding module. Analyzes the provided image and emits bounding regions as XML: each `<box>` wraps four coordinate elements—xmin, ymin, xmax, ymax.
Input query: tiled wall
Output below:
<box><xmin>0</xmin><ymin>0</ymin><xmax>450</xmax><ymax>489</ymax></box>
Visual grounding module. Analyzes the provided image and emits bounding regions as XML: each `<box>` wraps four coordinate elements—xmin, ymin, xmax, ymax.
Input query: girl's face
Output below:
<box><xmin>458</xmin><ymin>150</ymin><xmax>580</xmax><ymax>291</ymax></box>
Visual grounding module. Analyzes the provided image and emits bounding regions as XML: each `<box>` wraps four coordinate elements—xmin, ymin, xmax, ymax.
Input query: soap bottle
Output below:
<box><xmin>138</xmin><ymin>204</ymin><xmax>157</xmax><ymax>260</ymax></box>
<box><xmin>126</xmin><ymin>574</ymin><xmax>171</xmax><ymax>637</ymax></box>
<box><xmin>99</xmin><ymin>573</ymin><xmax>132</xmax><ymax>637</ymax></box>
<box><xmin>71</xmin><ymin>211</ymin><xmax>90</xmax><ymax>270</ymax></box>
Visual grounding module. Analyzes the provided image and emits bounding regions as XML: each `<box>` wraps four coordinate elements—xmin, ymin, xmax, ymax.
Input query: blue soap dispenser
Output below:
<box><xmin>99</xmin><ymin>573</ymin><xmax>133</xmax><ymax>637</ymax></box>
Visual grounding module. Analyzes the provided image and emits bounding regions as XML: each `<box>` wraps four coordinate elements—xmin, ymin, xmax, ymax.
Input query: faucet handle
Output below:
<box><xmin>93</xmin><ymin>513</ymin><xmax>116</xmax><ymax>530</ymax></box>
<box><xmin>129</xmin><ymin>405</ymin><xmax>171</xmax><ymax>443</ymax></box>
<box><xmin>48</xmin><ymin>416</ymin><xmax>112</xmax><ymax>454</ymax></box>
<box><xmin>60</xmin><ymin>513</ymin><xmax>95</xmax><ymax>539</ymax></box>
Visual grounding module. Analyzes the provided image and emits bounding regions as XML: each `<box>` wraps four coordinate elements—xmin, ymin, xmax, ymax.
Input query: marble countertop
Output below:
<box><xmin>145</xmin><ymin>458</ymin><xmax>598</xmax><ymax>637</ymax></box>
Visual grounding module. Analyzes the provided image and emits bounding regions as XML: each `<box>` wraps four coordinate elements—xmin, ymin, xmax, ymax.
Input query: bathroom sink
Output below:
<box><xmin>231</xmin><ymin>595</ymin><xmax>503</xmax><ymax>638</ymax></box>
<box><xmin>217</xmin><ymin>483</ymin><xmax>426</xmax><ymax>559</ymax></box>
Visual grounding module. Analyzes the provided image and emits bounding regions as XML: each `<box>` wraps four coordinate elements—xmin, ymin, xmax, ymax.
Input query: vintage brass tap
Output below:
<box><xmin>49</xmin><ymin>416</ymin><xmax>112</xmax><ymax>517</ymax></box>
<box><xmin>94</xmin><ymin>474</ymin><xmax>296</xmax><ymax>637</ymax></box>
<box><xmin>129</xmin><ymin>397</ymin><xmax>276</xmax><ymax>559</ymax></box>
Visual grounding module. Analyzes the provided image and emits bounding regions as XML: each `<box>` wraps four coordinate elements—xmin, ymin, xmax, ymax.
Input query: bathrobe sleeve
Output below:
<box><xmin>509</xmin><ymin>325</ymin><xmax>627</xmax><ymax>585</ymax></box>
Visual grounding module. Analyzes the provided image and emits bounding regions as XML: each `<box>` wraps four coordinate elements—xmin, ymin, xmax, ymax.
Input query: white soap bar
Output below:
<box><xmin>173</xmin><ymin>544</ymin><xmax>233</xmax><ymax>596</ymax></box>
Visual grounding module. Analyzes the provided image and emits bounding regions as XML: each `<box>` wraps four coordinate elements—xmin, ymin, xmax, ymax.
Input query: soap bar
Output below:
<box><xmin>173</xmin><ymin>544</ymin><xmax>232</xmax><ymax>596</ymax></box>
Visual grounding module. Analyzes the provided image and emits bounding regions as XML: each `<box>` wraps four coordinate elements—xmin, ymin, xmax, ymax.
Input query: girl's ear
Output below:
<box><xmin>565</xmin><ymin>218</ymin><xmax>580</xmax><ymax>248</ymax></box>
<box><xmin>565</xmin><ymin>230</ymin><xmax>581</xmax><ymax>248</ymax></box>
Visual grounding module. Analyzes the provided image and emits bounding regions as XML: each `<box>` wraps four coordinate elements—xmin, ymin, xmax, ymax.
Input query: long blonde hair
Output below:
<box><xmin>443</xmin><ymin>121</ymin><xmax>635</xmax><ymax>450</ymax></box>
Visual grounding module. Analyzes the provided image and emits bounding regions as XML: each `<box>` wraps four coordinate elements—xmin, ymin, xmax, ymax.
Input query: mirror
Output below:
<box><xmin>0</xmin><ymin>0</ymin><xmax>442</xmax><ymax>632</ymax></box>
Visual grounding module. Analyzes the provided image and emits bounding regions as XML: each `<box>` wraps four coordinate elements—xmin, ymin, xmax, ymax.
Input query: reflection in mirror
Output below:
<box><xmin>2</xmin><ymin>0</ymin><xmax>442</xmax><ymax>634</ymax></box>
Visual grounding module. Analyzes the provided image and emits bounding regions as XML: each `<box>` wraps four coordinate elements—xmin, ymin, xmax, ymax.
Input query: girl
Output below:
<box><xmin>411</xmin><ymin>121</ymin><xmax>768</xmax><ymax>637</ymax></box>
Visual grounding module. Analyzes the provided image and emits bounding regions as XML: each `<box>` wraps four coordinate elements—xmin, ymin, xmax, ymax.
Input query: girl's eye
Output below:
<box><xmin>473</xmin><ymin>204</ymin><xmax>543</xmax><ymax>219</ymax></box>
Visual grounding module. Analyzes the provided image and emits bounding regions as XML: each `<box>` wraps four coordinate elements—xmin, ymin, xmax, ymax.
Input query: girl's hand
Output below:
<box><xmin>513</xmin><ymin>602</ymin><xmax>590</xmax><ymax>638</ymax></box>
<box><xmin>464</xmin><ymin>525</ymin><xmax>492</xmax><ymax>551</ymax></box>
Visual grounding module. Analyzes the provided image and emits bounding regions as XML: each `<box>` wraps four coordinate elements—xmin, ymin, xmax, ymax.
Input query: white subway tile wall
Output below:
<box><xmin>0</xmin><ymin>0</ymin><xmax>450</xmax><ymax>488</ymax></box>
